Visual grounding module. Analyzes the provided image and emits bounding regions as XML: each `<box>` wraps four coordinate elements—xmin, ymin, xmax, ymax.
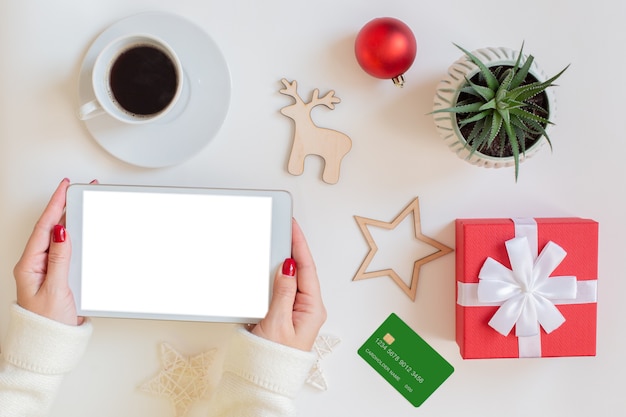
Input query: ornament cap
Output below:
<box><xmin>392</xmin><ymin>75</ymin><xmax>405</xmax><ymax>87</ymax></box>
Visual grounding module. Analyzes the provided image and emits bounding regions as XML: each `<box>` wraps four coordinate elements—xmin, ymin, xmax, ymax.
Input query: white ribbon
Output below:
<box><xmin>477</xmin><ymin>237</ymin><xmax>577</xmax><ymax>337</ymax></box>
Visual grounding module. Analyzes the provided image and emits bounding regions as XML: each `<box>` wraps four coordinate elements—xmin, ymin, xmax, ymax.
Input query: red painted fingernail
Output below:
<box><xmin>282</xmin><ymin>258</ymin><xmax>296</xmax><ymax>277</ymax></box>
<box><xmin>53</xmin><ymin>224</ymin><xmax>66</xmax><ymax>243</ymax></box>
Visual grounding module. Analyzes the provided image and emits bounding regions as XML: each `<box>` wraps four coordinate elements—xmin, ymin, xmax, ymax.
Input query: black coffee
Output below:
<box><xmin>109</xmin><ymin>45</ymin><xmax>178</xmax><ymax>116</ymax></box>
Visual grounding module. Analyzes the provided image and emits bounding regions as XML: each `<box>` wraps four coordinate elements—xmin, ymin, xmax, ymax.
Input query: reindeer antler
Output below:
<box><xmin>309</xmin><ymin>89</ymin><xmax>341</xmax><ymax>110</ymax></box>
<box><xmin>279</xmin><ymin>79</ymin><xmax>302</xmax><ymax>103</ymax></box>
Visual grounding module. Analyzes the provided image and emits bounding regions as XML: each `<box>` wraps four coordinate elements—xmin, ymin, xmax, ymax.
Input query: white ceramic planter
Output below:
<box><xmin>432</xmin><ymin>47</ymin><xmax>557</xmax><ymax>169</ymax></box>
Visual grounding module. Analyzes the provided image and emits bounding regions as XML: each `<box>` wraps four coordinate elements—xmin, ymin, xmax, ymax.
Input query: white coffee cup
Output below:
<box><xmin>78</xmin><ymin>34</ymin><xmax>183</xmax><ymax>124</ymax></box>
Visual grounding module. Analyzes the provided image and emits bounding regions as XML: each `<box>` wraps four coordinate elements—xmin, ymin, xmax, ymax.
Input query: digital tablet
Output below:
<box><xmin>66</xmin><ymin>184</ymin><xmax>292</xmax><ymax>323</ymax></box>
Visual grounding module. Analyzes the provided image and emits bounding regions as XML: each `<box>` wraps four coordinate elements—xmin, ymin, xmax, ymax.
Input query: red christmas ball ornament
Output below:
<box><xmin>355</xmin><ymin>17</ymin><xmax>417</xmax><ymax>87</ymax></box>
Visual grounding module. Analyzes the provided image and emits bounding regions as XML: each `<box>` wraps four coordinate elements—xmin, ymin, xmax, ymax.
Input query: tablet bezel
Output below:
<box><xmin>66</xmin><ymin>183</ymin><xmax>292</xmax><ymax>323</ymax></box>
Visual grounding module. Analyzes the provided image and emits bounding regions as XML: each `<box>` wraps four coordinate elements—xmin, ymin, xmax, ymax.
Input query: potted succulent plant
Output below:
<box><xmin>432</xmin><ymin>43</ymin><xmax>568</xmax><ymax>181</ymax></box>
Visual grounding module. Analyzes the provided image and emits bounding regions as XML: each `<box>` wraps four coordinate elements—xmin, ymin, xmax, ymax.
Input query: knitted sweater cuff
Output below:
<box><xmin>222</xmin><ymin>328</ymin><xmax>316</xmax><ymax>398</ymax></box>
<box><xmin>3</xmin><ymin>304</ymin><xmax>92</xmax><ymax>375</ymax></box>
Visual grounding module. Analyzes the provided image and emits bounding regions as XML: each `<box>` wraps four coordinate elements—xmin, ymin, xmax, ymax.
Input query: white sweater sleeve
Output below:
<box><xmin>208</xmin><ymin>328</ymin><xmax>317</xmax><ymax>417</ymax></box>
<box><xmin>0</xmin><ymin>304</ymin><xmax>93</xmax><ymax>417</ymax></box>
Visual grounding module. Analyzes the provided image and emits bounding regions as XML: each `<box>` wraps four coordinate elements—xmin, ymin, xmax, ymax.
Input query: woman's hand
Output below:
<box><xmin>13</xmin><ymin>178</ymin><xmax>84</xmax><ymax>326</ymax></box>
<box><xmin>252</xmin><ymin>219</ymin><xmax>327</xmax><ymax>351</ymax></box>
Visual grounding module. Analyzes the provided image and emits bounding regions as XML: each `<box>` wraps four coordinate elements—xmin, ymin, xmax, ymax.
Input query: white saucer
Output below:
<box><xmin>78</xmin><ymin>12</ymin><xmax>231</xmax><ymax>168</ymax></box>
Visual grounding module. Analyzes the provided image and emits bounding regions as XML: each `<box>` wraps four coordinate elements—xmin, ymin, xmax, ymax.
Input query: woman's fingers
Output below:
<box><xmin>290</xmin><ymin>219</ymin><xmax>321</xmax><ymax>297</ymax></box>
<box><xmin>21</xmin><ymin>178</ymin><xmax>70</xmax><ymax>261</ymax></box>
<box><xmin>264</xmin><ymin>259</ymin><xmax>298</xmax><ymax>322</ymax></box>
<box><xmin>44</xmin><ymin>224</ymin><xmax>72</xmax><ymax>290</ymax></box>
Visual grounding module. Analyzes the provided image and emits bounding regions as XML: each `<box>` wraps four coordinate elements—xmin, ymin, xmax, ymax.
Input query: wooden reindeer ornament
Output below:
<box><xmin>279</xmin><ymin>79</ymin><xmax>352</xmax><ymax>184</ymax></box>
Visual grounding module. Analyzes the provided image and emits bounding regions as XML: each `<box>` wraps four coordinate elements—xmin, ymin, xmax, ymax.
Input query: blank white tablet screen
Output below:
<box><xmin>80</xmin><ymin>190</ymin><xmax>273</xmax><ymax>319</ymax></box>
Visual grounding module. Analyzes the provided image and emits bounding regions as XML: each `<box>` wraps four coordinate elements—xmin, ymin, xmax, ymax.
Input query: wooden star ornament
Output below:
<box><xmin>140</xmin><ymin>342</ymin><xmax>216</xmax><ymax>417</ymax></box>
<box><xmin>353</xmin><ymin>197</ymin><xmax>453</xmax><ymax>301</ymax></box>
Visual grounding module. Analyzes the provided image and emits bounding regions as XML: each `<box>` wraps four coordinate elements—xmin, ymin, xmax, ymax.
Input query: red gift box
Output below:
<box><xmin>455</xmin><ymin>218</ymin><xmax>598</xmax><ymax>359</ymax></box>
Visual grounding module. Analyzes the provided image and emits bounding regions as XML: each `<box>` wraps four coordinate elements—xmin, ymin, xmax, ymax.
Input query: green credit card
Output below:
<box><xmin>358</xmin><ymin>313</ymin><xmax>454</xmax><ymax>407</ymax></box>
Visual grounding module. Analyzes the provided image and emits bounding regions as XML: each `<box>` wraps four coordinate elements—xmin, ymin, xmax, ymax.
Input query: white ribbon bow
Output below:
<box><xmin>477</xmin><ymin>236</ymin><xmax>577</xmax><ymax>337</ymax></box>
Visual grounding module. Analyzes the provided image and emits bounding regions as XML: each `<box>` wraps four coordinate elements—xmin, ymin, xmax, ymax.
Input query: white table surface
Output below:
<box><xmin>1</xmin><ymin>1</ymin><xmax>625</xmax><ymax>416</ymax></box>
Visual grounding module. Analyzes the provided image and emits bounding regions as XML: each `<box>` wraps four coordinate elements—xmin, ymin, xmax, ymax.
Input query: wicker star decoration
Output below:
<box><xmin>353</xmin><ymin>197</ymin><xmax>453</xmax><ymax>301</ymax></box>
<box><xmin>140</xmin><ymin>342</ymin><xmax>216</xmax><ymax>417</ymax></box>
<box><xmin>306</xmin><ymin>335</ymin><xmax>341</xmax><ymax>391</ymax></box>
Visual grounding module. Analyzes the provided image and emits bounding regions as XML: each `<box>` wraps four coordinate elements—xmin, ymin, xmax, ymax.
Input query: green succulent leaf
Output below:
<box><xmin>459</xmin><ymin>110</ymin><xmax>491</xmax><ymax>125</ymax></box>
<box><xmin>512</xmin><ymin>41</ymin><xmax>525</xmax><ymax>72</ymax></box>
<box><xmin>488</xmin><ymin>112</ymin><xmax>503</xmax><ymax>145</ymax></box>
<box><xmin>432</xmin><ymin>102</ymin><xmax>484</xmax><ymax>114</ymax></box>
<box><xmin>453</xmin><ymin>43</ymin><xmax>499</xmax><ymax>91</ymax></box>
<box><xmin>509</xmin><ymin>107</ymin><xmax>550</xmax><ymax>125</ymax></box>
<box><xmin>503</xmin><ymin>121</ymin><xmax>521</xmax><ymax>181</ymax></box>
<box><xmin>510</xmin><ymin>115</ymin><xmax>541</xmax><ymax>136</ymax></box>
<box><xmin>523</xmin><ymin>100</ymin><xmax>551</xmax><ymax>118</ymax></box>
<box><xmin>524</xmin><ymin>118</ymin><xmax>554</xmax><ymax>151</ymax></box>
<box><xmin>498</xmin><ymin>68</ymin><xmax>515</xmax><ymax>92</ymax></box>
<box><xmin>479</xmin><ymin>100</ymin><xmax>497</xmax><ymax>111</ymax></box>
<box><xmin>510</xmin><ymin>54</ymin><xmax>534</xmax><ymax>89</ymax></box>
<box><xmin>499</xmin><ymin>105</ymin><xmax>511</xmax><ymax>126</ymax></box>
<box><xmin>511</xmin><ymin>65</ymin><xmax>569</xmax><ymax>101</ymax></box>
<box><xmin>466</xmin><ymin>77</ymin><xmax>495</xmax><ymax>102</ymax></box>
<box><xmin>466</xmin><ymin>119</ymin><xmax>488</xmax><ymax>155</ymax></box>
<box><xmin>459</xmin><ymin>86</ymin><xmax>482</xmax><ymax>97</ymax></box>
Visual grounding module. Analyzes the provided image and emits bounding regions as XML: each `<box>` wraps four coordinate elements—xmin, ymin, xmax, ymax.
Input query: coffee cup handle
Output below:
<box><xmin>78</xmin><ymin>99</ymin><xmax>105</xmax><ymax>120</ymax></box>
